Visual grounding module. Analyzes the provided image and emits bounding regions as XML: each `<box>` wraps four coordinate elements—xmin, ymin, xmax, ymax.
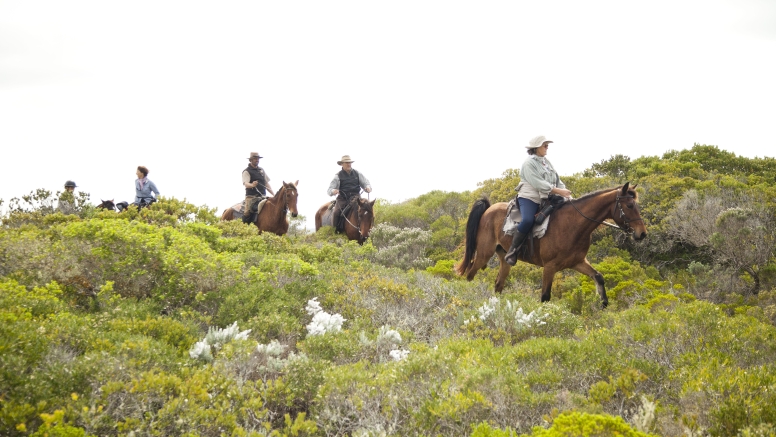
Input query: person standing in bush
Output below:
<box><xmin>57</xmin><ymin>180</ymin><xmax>78</xmax><ymax>214</ymax></box>
<box><xmin>327</xmin><ymin>155</ymin><xmax>372</xmax><ymax>233</ymax></box>
<box><xmin>242</xmin><ymin>152</ymin><xmax>274</xmax><ymax>224</ymax></box>
<box><xmin>505</xmin><ymin>136</ymin><xmax>572</xmax><ymax>265</ymax></box>
<box><xmin>134</xmin><ymin>166</ymin><xmax>160</xmax><ymax>207</ymax></box>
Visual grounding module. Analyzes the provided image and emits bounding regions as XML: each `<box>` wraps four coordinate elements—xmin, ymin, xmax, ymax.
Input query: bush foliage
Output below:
<box><xmin>2</xmin><ymin>146</ymin><xmax>776</xmax><ymax>436</ymax></box>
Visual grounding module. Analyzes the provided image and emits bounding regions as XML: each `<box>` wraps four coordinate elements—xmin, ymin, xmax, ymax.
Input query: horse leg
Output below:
<box><xmin>494</xmin><ymin>250</ymin><xmax>511</xmax><ymax>293</ymax></box>
<box><xmin>540</xmin><ymin>266</ymin><xmax>559</xmax><ymax>303</ymax></box>
<box><xmin>572</xmin><ymin>258</ymin><xmax>607</xmax><ymax>308</ymax></box>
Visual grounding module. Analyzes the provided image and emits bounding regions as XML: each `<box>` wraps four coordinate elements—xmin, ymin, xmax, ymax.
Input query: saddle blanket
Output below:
<box><xmin>502</xmin><ymin>199</ymin><xmax>550</xmax><ymax>239</ymax></box>
<box><xmin>232</xmin><ymin>199</ymin><xmax>268</xmax><ymax>219</ymax></box>
<box><xmin>319</xmin><ymin>200</ymin><xmax>337</xmax><ymax>227</ymax></box>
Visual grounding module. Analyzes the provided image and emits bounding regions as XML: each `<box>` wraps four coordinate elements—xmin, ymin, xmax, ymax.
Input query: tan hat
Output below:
<box><xmin>248</xmin><ymin>152</ymin><xmax>263</xmax><ymax>160</ymax></box>
<box><xmin>337</xmin><ymin>155</ymin><xmax>355</xmax><ymax>165</ymax></box>
<box><xmin>527</xmin><ymin>135</ymin><xmax>553</xmax><ymax>149</ymax></box>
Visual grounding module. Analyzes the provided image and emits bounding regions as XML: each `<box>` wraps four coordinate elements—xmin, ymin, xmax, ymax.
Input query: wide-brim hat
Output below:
<box><xmin>64</xmin><ymin>180</ymin><xmax>77</xmax><ymax>188</ymax></box>
<box><xmin>337</xmin><ymin>155</ymin><xmax>355</xmax><ymax>165</ymax></box>
<box><xmin>248</xmin><ymin>152</ymin><xmax>264</xmax><ymax>160</ymax></box>
<box><xmin>527</xmin><ymin>135</ymin><xmax>553</xmax><ymax>149</ymax></box>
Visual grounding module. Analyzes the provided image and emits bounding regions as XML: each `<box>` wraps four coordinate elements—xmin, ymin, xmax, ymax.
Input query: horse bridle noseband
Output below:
<box><xmin>569</xmin><ymin>194</ymin><xmax>643</xmax><ymax>234</ymax></box>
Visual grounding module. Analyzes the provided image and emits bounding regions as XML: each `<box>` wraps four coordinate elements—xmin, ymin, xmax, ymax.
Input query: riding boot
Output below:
<box><xmin>504</xmin><ymin>231</ymin><xmax>528</xmax><ymax>266</ymax></box>
<box><xmin>242</xmin><ymin>212</ymin><xmax>253</xmax><ymax>224</ymax></box>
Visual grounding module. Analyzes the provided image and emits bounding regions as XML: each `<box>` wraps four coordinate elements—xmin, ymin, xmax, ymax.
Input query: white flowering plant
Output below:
<box><xmin>189</xmin><ymin>321</ymin><xmax>252</xmax><ymax>362</ymax></box>
<box><xmin>306</xmin><ymin>297</ymin><xmax>346</xmax><ymax>336</ymax></box>
<box><xmin>358</xmin><ymin>325</ymin><xmax>409</xmax><ymax>362</ymax></box>
<box><xmin>463</xmin><ymin>297</ymin><xmax>551</xmax><ymax>344</ymax></box>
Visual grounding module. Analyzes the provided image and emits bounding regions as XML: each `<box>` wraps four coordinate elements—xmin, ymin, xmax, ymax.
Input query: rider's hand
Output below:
<box><xmin>554</xmin><ymin>188</ymin><xmax>572</xmax><ymax>198</ymax></box>
<box><xmin>332</xmin><ymin>189</ymin><xmax>339</xmax><ymax>196</ymax></box>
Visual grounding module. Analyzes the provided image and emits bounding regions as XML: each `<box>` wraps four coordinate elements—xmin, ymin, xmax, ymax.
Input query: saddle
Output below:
<box><xmin>241</xmin><ymin>196</ymin><xmax>268</xmax><ymax>224</ymax></box>
<box><xmin>502</xmin><ymin>194</ymin><xmax>567</xmax><ymax>238</ymax></box>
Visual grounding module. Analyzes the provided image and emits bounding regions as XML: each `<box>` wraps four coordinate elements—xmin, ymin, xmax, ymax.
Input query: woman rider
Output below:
<box><xmin>505</xmin><ymin>135</ymin><xmax>572</xmax><ymax>266</ymax></box>
<box><xmin>134</xmin><ymin>165</ymin><xmax>160</xmax><ymax>206</ymax></box>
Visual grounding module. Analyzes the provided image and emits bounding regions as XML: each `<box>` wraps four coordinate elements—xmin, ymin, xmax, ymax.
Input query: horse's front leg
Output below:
<box><xmin>494</xmin><ymin>249</ymin><xmax>511</xmax><ymax>294</ymax></box>
<box><xmin>572</xmin><ymin>259</ymin><xmax>607</xmax><ymax>308</ymax></box>
<box><xmin>540</xmin><ymin>266</ymin><xmax>558</xmax><ymax>303</ymax></box>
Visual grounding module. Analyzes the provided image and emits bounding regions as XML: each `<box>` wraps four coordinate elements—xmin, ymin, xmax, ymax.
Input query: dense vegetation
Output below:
<box><xmin>2</xmin><ymin>144</ymin><xmax>776</xmax><ymax>436</ymax></box>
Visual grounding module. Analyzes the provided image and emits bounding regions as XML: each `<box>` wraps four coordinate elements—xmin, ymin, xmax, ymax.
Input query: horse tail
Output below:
<box><xmin>455</xmin><ymin>197</ymin><xmax>491</xmax><ymax>276</ymax></box>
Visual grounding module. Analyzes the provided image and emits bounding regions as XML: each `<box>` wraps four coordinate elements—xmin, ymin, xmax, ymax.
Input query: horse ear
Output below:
<box><xmin>622</xmin><ymin>182</ymin><xmax>630</xmax><ymax>194</ymax></box>
<box><xmin>294</xmin><ymin>180</ymin><xmax>299</xmax><ymax>186</ymax></box>
<box><xmin>370</xmin><ymin>199</ymin><xmax>376</xmax><ymax>206</ymax></box>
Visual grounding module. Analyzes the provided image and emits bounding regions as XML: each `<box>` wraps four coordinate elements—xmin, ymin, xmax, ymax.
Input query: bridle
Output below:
<box><xmin>342</xmin><ymin>196</ymin><xmax>372</xmax><ymax>239</ymax></box>
<box><xmin>568</xmin><ymin>193</ymin><xmax>643</xmax><ymax>234</ymax></box>
<box><xmin>279</xmin><ymin>185</ymin><xmax>297</xmax><ymax>215</ymax></box>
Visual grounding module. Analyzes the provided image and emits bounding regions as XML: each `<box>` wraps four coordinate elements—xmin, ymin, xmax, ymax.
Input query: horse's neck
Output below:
<box><xmin>571</xmin><ymin>191</ymin><xmax>617</xmax><ymax>230</ymax></box>
<box><xmin>264</xmin><ymin>189</ymin><xmax>285</xmax><ymax>216</ymax></box>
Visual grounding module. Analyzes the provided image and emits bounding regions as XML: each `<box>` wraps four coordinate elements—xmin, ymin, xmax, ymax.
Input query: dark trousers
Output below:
<box><xmin>332</xmin><ymin>196</ymin><xmax>351</xmax><ymax>232</ymax></box>
<box><xmin>517</xmin><ymin>197</ymin><xmax>540</xmax><ymax>234</ymax></box>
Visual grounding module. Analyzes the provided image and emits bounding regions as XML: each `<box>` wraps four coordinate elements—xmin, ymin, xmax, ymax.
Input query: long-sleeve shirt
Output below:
<box><xmin>134</xmin><ymin>178</ymin><xmax>160</xmax><ymax>203</ymax></box>
<box><xmin>327</xmin><ymin>170</ymin><xmax>371</xmax><ymax>196</ymax></box>
<box><xmin>516</xmin><ymin>155</ymin><xmax>566</xmax><ymax>204</ymax></box>
<box><xmin>242</xmin><ymin>168</ymin><xmax>273</xmax><ymax>195</ymax></box>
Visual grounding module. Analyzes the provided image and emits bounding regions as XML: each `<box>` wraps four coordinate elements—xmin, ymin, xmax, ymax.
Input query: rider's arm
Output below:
<box><xmin>242</xmin><ymin>170</ymin><xmax>254</xmax><ymax>188</ymax></box>
<box><xmin>520</xmin><ymin>158</ymin><xmax>554</xmax><ymax>197</ymax></box>
<box><xmin>327</xmin><ymin>175</ymin><xmax>340</xmax><ymax>196</ymax></box>
<box><xmin>358</xmin><ymin>173</ymin><xmax>372</xmax><ymax>193</ymax></box>
<box><xmin>264</xmin><ymin>172</ymin><xmax>274</xmax><ymax>196</ymax></box>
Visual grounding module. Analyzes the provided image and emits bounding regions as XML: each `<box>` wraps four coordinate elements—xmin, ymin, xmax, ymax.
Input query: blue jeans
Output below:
<box><xmin>517</xmin><ymin>197</ymin><xmax>539</xmax><ymax>234</ymax></box>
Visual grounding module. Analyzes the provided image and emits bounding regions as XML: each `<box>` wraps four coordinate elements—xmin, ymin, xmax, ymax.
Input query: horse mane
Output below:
<box><xmin>575</xmin><ymin>185</ymin><xmax>638</xmax><ymax>202</ymax></box>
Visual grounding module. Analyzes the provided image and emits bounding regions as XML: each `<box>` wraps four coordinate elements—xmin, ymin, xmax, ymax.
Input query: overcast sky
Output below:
<box><xmin>1</xmin><ymin>0</ymin><xmax>775</xmax><ymax>228</ymax></box>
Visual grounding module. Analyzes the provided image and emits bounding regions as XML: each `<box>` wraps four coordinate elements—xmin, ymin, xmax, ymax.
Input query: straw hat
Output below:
<box><xmin>527</xmin><ymin>135</ymin><xmax>553</xmax><ymax>149</ymax></box>
<box><xmin>337</xmin><ymin>155</ymin><xmax>355</xmax><ymax>165</ymax></box>
<box><xmin>248</xmin><ymin>152</ymin><xmax>263</xmax><ymax>160</ymax></box>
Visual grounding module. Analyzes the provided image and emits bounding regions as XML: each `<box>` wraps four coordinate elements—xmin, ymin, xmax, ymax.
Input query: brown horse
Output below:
<box><xmin>455</xmin><ymin>183</ymin><xmax>647</xmax><ymax>307</ymax></box>
<box><xmin>221</xmin><ymin>181</ymin><xmax>299</xmax><ymax>235</ymax></box>
<box><xmin>314</xmin><ymin>196</ymin><xmax>376</xmax><ymax>245</ymax></box>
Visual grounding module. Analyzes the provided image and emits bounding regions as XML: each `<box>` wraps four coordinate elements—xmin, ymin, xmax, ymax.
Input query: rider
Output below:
<box><xmin>505</xmin><ymin>136</ymin><xmax>572</xmax><ymax>266</ymax></box>
<box><xmin>134</xmin><ymin>166</ymin><xmax>160</xmax><ymax>206</ymax></box>
<box><xmin>242</xmin><ymin>152</ymin><xmax>275</xmax><ymax>224</ymax></box>
<box><xmin>327</xmin><ymin>155</ymin><xmax>372</xmax><ymax>233</ymax></box>
<box><xmin>58</xmin><ymin>180</ymin><xmax>78</xmax><ymax>214</ymax></box>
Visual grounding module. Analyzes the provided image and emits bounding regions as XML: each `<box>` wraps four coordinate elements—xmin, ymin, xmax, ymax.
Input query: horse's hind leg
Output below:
<box><xmin>572</xmin><ymin>258</ymin><xmax>607</xmax><ymax>308</ymax></box>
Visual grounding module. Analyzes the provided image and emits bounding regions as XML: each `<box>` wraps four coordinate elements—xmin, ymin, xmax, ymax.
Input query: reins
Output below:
<box><xmin>568</xmin><ymin>193</ymin><xmax>642</xmax><ymax>234</ymax></box>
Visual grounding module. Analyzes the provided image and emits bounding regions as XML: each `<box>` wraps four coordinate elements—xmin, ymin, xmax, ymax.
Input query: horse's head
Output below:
<box><xmin>281</xmin><ymin>180</ymin><xmax>299</xmax><ymax>217</ymax></box>
<box><xmin>97</xmin><ymin>199</ymin><xmax>116</xmax><ymax>211</ymax></box>
<box><xmin>356</xmin><ymin>198</ymin><xmax>376</xmax><ymax>243</ymax></box>
<box><xmin>614</xmin><ymin>182</ymin><xmax>647</xmax><ymax>241</ymax></box>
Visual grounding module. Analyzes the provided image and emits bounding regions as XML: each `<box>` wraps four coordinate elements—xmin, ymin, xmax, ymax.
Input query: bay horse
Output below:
<box><xmin>314</xmin><ymin>196</ymin><xmax>375</xmax><ymax>245</ymax></box>
<box><xmin>222</xmin><ymin>181</ymin><xmax>299</xmax><ymax>236</ymax></box>
<box><xmin>455</xmin><ymin>183</ymin><xmax>647</xmax><ymax>307</ymax></box>
<box><xmin>97</xmin><ymin>199</ymin><xmax>130</xmax><ymax>212</ymax></box>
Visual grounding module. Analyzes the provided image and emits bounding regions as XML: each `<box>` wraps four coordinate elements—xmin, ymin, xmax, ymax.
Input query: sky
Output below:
<box><xmin>1</xmin><ymin>0</ymin><xmax>775</xmax><ymax>229</ymax></box>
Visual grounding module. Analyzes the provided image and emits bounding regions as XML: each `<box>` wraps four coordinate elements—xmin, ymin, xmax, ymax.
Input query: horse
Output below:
<box><xmin>455</xmin><ymin>183</ymin><xmax>647</xmax><ymax>307</ymax></box>
<box><xmin>96</xmin><ymin>199</ymin><xmax>141</xmax><ymax>212</ymax></box>
<box><xmin>222</xmin><ymin>181</ymin><xmax>299</xmax><ymax>235</ymax></box>
<box><xmin>314</xmin><ymin>196</ymin><xmax>376</xmax><ymax>245</ymax></box>
<box><xmin>97</xmin><ymin>199</ymin><xmax>117</xmax><ymax>211</ymax></box>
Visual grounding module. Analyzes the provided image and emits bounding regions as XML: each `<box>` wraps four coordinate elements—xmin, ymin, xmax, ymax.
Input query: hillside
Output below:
<box><xmin>2</xmin><ymin>145</ymin><xmax>776</xmax><ymax>436</ymax></box>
